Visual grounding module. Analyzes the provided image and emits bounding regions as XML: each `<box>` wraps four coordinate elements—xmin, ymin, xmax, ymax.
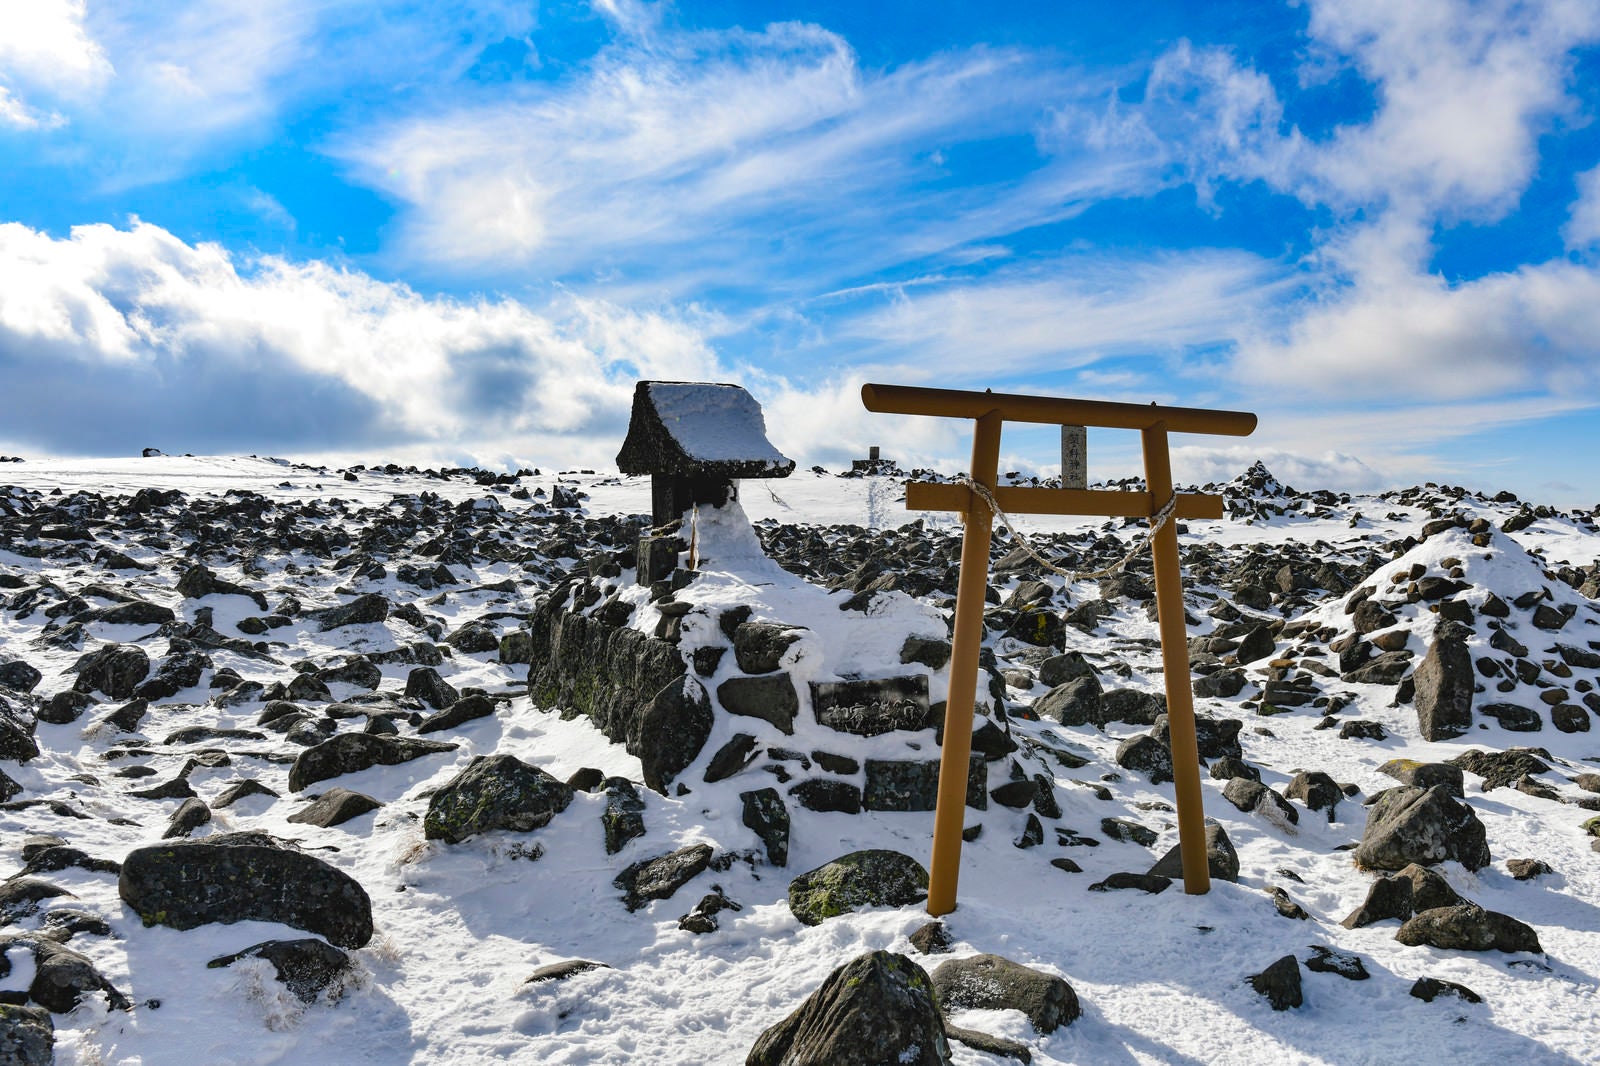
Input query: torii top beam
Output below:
<box><xmin>861</xmin><ymin>383</ymin><xmax>1257</xmax><ymax>437</ymax></box>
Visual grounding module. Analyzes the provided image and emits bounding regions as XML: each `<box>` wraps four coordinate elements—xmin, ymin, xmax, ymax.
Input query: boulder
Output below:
<box><xmin>1248</xmin><ymin>955</ymin><xmax>1302</xmax><ymax>1011</ymax></box>
<box><xmin>1035</xmin><ymin>676</ymin><xmax>1102</xmax><ymax>726</ymax></box>
<box><xmin>787</xmin><ymin>849</ymin><xmax>929</xmax><ymax>926</ymax></box>
<box><xmin>71</xmin><ymin>644</ymin><xmax>151</xmax><ymax>700</ymax></box>
<box><xmin>863</xmin><ymin>757</ymin><xmax>986</xmax><ymax>812</ymax></box>
<box><xmin>1147</xmin><ymin>823</ymin><xmax>1240</xmax><ymax>883</ymax></box>
<box><xmin>416</xmin><ymin>693</ymin><xmax>498</xmax><ymax>735</ymax></box>
<box><xmin>288</xmin><ymin>733</ymin><xmax>458</xmax><ymax>792</ymax></box>
<box><xmin>119</xmin><ymin>832</ymin><xmax>373</xmax><ymax>948</ymax></box>
<box><xmin>0</xmin><ymin>1003</ymin><xmax>53</xmax><ymax>1064</ymax></box>
<box><xmin>286</xmin><ymin>787</ymin><xmax>382</xmax><ymax>828</ymax></box>
<box><xmin>0</xmin><ymin>694</ymin><xmax>39</xmax><ymax>763</ymax></box>
<box><xmin>716</xmin><ymin>673</ymin><xmax>799</xmax><ymax>734</ymax></box>
<box><xmin>631</xmin><ymin>674</ymin><xmax>714</xmax><ymax>793</ymax></box>
<box><xmin>747</xmin><ymin>950</ymin><xmax>950</xmax><ymax>1066</ymax></box>
<box><xmin>732</xmin><ymin>622</ymin><xmax>803</xmax><ymax>674</ymax></box>
<box><xmin>1413</xmin><ymin>631</ymin><xmax>1474</xmax><ymax>740</ymax></box>
<box><xmin>1352</xmin><ymin>786</ymin><xmax>1490</xmax><ymax>871</ymax></box>
<box><xmin>601</xmin><ymin>779</ymin><xmax>647</xmax><ymax>855</ymax></box>
<box><xmin>741</xmin><ymin>787</ymin><xmax>789</xmax><ymax>867</ymax></box>
<box><xmin>314</xmin><ymin>593</ymin><xmax>390</xmax><ymax>631</ymax></box>
<box><xmin>424</xmin><ymin>754</ymin><xmax>575</xmax><ymax>844</ymax></box>
<box><xmin>1395</xmin><ymin>904</ymin><xmax>1542</xmax><ymax>953</ymax></box>
<box><xmin>929</xmin><ymin>953</ymin><xmax>1079</xmax><ymax>1033</ymax></box>
<box><xmin>1114</xmin><ymin>734</ymin><xmax>1173</xmax><ymax>783</ymax></box>
<box><xmin>404</xmin><ymin>667</ymin><xmax>459</xmax><ymax>710</ymax></box>
<box><xmin>2</xmin><ymin>936</ymin><xmax>131</xmax><ymax>1014</ymax></box>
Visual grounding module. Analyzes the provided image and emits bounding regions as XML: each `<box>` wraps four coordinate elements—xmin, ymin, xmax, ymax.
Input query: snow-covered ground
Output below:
<box><xmin>1</xmin><ymin>454</ymin><xmax>1598</xmax><ymax>1064</ymax></box>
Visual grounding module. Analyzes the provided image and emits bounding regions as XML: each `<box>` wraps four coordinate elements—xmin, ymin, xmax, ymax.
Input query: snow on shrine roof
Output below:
<box><xmin>615</xmin><ymin>380</ymin><xmax>795</xmax><ymax>479</ymax></box>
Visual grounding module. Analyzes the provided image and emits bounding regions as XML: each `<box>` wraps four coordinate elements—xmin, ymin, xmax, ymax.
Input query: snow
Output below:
<box><xmin>645</xmin><ymin>382</ymin><xmax>790</xmax><ymax>469</ymax></box>
<box><xmin>0</xmin><ymin>456</ymin><xmax>1598</xmax><ymax>1065</ymax></box>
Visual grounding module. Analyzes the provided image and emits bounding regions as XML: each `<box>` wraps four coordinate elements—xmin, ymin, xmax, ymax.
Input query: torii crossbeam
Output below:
<box><xmin>861</xmin><ymin>383</ymin><xmax>1258</xmax><ymax>914</ymax></box>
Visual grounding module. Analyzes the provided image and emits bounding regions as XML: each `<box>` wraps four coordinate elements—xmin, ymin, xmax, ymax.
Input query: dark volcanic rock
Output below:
<box><xmin>404</xmin><ymin>667</ymin><xmax>459</xmax><ymax>711</ymax></box>
<box><xmin>741</xmin><ymin>787</ymin><xmax>790</xmax><ymax>867</ymax></box>
<box><xmin>206</xmin><ymin>938</ymin><xmax>353</xmax><ymax>1004</ymax></box>
<box><xmin>811</xmin><ymin>676</ymin><xmax>931</xmax><ymax>736</ymax></box>
<box><xmin>1147</xmin><ymin>823</ymin><xmax>1241</xmax><ymax>884</ymax></box>
<box><xmin>615</xmin><ymin>842</ymin><xmax>714</xmax><ymax>911</ymax></box>
<box><xmin>601</xmin><ymin>778</ymin><xmax>647</xmax><ymax>855</ymax></box>
<box><xmin>289</xmin><ymin>733</ymin><xmax>459</xmax><ymax>792</ymax></box>
<box><xmin>1447</xmin><ymin>748</ymin><xmax>1552</xmax><ymax>791</ymax></box>
<box><xmin>747</xmin><ymin>950</ymin><xmax>950</xmax><ymax>1066</ymax></box>
<box><xmin>119</xmin><ymin>832</ymin><xmax>373</xmax><ymax>948</ymax></box>
<box><xmin>631</xmin><ymin>675</ymin><xmax>714</xmax><ymax>793</ymax></box>
<box><xmin>71</xmin><ymin>644</ymin><xmax>150</xmax><ymax>700</ymax></box>
<box><xmin>717</xmin><ymin>673</ymin><xmax>799</xmax><ymax>734</ymax></box>
<box><xmin>424</xmin><ymin>754</ymin><xmax>574</xmax><ymax>844</ymax></box>
<box><xmin>863</xmin><ymin>756</ymin><xmax>986</xmax><ymax>812</ymax></box>
<box><xmin>787</xmin><ymin>849</ymin><xmax>929</xmax><ymax>926</ymax></box>
<box><xmin>416</xmin><ymin>693</ymin><xmax>498</xmax><ymax>735</ymax></box>
<box><xmin>314</xmin><ymin>593</ymin><xmax>391</xmax><ymax>631</ymax></box>
<box><xmin>1249</xmin><ymin>955</ymin><xmax>1303</xmax><ymax>1011</ymax></box>
<box><xmin>5</xmin><ymin>937</ymin><xmax>131</xmax><ymax>1014</ymax></box>
<box><xmin>0</xmin><ymin>1003</ymin><xmax>53</xmax><ymax>1063</ymax></box>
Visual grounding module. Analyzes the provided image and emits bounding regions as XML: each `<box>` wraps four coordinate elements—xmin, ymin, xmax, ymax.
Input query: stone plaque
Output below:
<box><xmin>811</xmin><ymin>675</ymin><xmax>931</xmax><ymax>736</ymax></box>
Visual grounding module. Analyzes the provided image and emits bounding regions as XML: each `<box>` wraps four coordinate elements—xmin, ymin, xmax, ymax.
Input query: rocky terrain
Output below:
<box><xmin>1</xmin><ymin>454</ymin><xmax>1598</xmax><ymax>1065</ymax></box>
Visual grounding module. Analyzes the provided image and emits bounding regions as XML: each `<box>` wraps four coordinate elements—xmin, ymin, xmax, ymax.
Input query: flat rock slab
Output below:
<box><xmin>118</xmin><ymin>832</ymin><xmax>373</xmax><ymax>948</ymax></box>
<box><xmin>810</xmin><ymin>676</ymin><xmax>931</xmax><ymax>737</ymax></box>
<box><xmin>615</xmin><ymin>843</ymin><xmax>714</xmax><ymax>912</ymax></box>
<box><xmin>287</xmin><ymin>787</ymin><xmax>382</xmax><ymax>828</ymax></box>
<box><xmin>1395</xmin><ymin>904</ymin><xmax>1542</xmax><ymax>953</ymax></box>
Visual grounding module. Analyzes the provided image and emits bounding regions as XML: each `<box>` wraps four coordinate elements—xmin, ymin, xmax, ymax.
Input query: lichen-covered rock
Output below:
<box><xmin>288</xmin><ymin>732</ymin><xmax>459</xmax><ymax>792</ymax></box>
<box><xmin>930</xmin><ymin>953</ymin><xmax>1080</xmax><ymax>1033</ymax></box>
<box><xmin>314</xmin><ymin>593</ymin><xmax>391</xmax><ymax>631</ymax></box>
<box><xmin>863</xmin><ymin>756</ymin><xmax>986</xmax><ymax>812</ymax></box>
<box><xmin>787</xmin><ymin>849</ymin><xmax>928</xmax><ymax>926</ymax></box>
<box><xmin>0</xmin><ymin>1003</ymin><xmax>53</xmax><ymax>1065</ymax></box>
<box><xmin>601</xmin><ymin>778</ymin><xmax>647</xmax><ymax>855</ymax></box>
<box><xmin>1352</xmin><ymin>785</ymin><xmax>1490</xmax><ymax>871</ymax></box>
<box><xmin>119</xmin><ymin>832</ymin><xmax>373</xmax><ymax>948</ymax></box>
<box><xmin>416</xmin><ymin>693</ymin><xmax>498</xmax><ymax>735</ymax></box>
<box><xmin>424</xmin><ymin>754</ymin><xmax>574</xmax><ymax>844</ymax></box>
<box><xmin>747</xmin><ymin>950</ymin><xmax>950</xmax><ymax>1066</ymax></box>
<box><xmin>1395</xmin><ymin>904</ymin><xmax>1542</xmax><ymax>953</ymax></box>
<box><xmin>1114</xmin><ymin>733</ymin><xmax>1173</xmax><ymax>784</ymax></box>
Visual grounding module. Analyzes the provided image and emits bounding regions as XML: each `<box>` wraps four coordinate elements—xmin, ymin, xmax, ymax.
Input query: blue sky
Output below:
<box><xmin>2</xmin><ymin>0</ymin><xmax>1599</xmax><ymax>504</ymax></box>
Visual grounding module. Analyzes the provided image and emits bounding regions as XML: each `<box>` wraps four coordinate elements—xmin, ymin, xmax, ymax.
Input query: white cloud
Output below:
<box><xmin>340</xmin><ymin>24</ymin><xmax>1109</xmax><ymax>287</ymax></box>
<box><xmin>0</xmin><ymin>85</ymin><xmax>61</xmax><ymax>130</ymax></box>
<box><xmin>0</xmin><ymin>220</ymin><xmax>741</xmax><ymax>463</ymax></box>
<box><xmin>1298</xmin><ymin>0</ymin><xmax>1600</xmax><ymax>218</ymax></box>
<box><xmin>1565</xmin><ymin>164</ymin><xmax>1600</xmax><ymax>249</ymax></box>
<box><xmin>841</xmin><ymin>251</ymin><xmax>1287</xmax><ymax>378</ymax></box>
<box><xmin>0</xmin><ymin>0</ymin><xmax>113</xmax><ymax>92</ymax></box>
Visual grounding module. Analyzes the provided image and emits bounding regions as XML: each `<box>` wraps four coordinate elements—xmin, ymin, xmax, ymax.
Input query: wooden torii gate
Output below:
<box><xmin>860</xmin><ymin>383</ymin><xmax>1257</xmax><ymax>914</ymax></box>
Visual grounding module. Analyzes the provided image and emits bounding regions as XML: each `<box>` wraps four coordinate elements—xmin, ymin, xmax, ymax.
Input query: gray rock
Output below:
<box><xmin>1236</xmin><ymin>625</ymin><xmax>1276</xmax><ymax>665</ymax></box>
<box><xmin>314</xmin><ymin>593</ymin><xmax>390</xmax><ymax>631</ymax></box>
<box><xmin>1447</xmin><ymin>748</ymin><xmax>1551</xmax><ymax>791</ymax></box>
<box><xmin>789</xmin><ymin>778</ymin><xmax>862</xmax><ymax>814</ymax></box>
<box><xmin>811</xmin><ymin>676</ymin><xmax>931</xmax><ymax>736</ymax></box>
<box><xmin>1479</xmin><ymin>702</ymin><xmax>1542</xmax><ymax>732</ymax></box>
<box><xmin>1221</xmin><ymin>777</ymin><xmax>1299</xmax><ymax>829</ymax></box>
<box><xmin>1413</xmin><ymin>633</ymin><xmax>1474</xmax><ymax>740</ymax></box>
<box><xmin>3</xmin><ymin>936</ymin><xmax>131</xmax><ymax>1014</ymax></box>
<box><xmin>703</xmin><ymin>733</ymin><xmax>761</xmax><ymax>783</ymax></box>
<box><xmin>1410</xmin><ymin>977</ymin><xmax>1482</xmax><ymax>1003</ymax></box>
<box><xmin>416</xmin><ymin>693</ymin><xmax>498</xmax><ymax>734</ymax></box>
<box><xmin>1098</xmin><ymin>688</ymin><xmax>1166</xmax><ymax>726</ymax></box>
<box><xmin>286</xmin><ymin>787</ymin><xmax>381</xmax><ymax>828</ymax></box>
<box><xmin>424</xmin><ymin>754</ymin><xmax>574</xmax><ymax>844</ymax></box>
<box><xmin>1340</xmin><ymin>875</ymin><xmax>1413</xmax><ymax>928</ymax></box>
<box><xmin>119</xmin><ymin>832</ymin><xmax>373</xmax><ymax>948</ymax></box>
<box><xmin>1151</xmin><ymin>714</ymin><xmax>1243</xmax><ymax>761</ymax></box>
<box><xmin>1285</xmin><ymin>771</ymin><xmax>1342</xmax><ymax>821</ymax></box>
<box><xmin>404</xmin><ymin>667</ymin><xmax>459</xmax><ymax>710</ymax></box>
<box><xmin>1148</xmin><ymin>823</ymin><xmax>1240</xmax><ymax>883</ymax></box>
<box><xmin>0</xmin><ymin>694</ymin><xmax>39</xmax><ymax>762</ymax></box>
<box><xmin>1395</xmin><ymin>904</ymin><xmax>1542</xmax><ymax>953</ymax></box>
<box><xmin>863</xmin><ymin>756</ymin><xmax>986</xmax><ymax>812</ymax></box>
<box><xmin>1352</xmin><ymin>786</ymin><xmax>1490</xmax><ymax>871</ymax></box>
<box><xmin>931</xmin><ymin>953</ymin><xmax>1080</xmax><ymax>1033</ymax></box>
<box><xmin>716</xmin><ymin>673</ymin><xmax>799</xmax><ymax>734</ymax></box>
<box><xmin>733</xmin><ymin>622</ymin><xmax>803</xmax><ymax>674</ymax></box>
<box><xmin>1114</xmin><ymin>734</ymin><xmax>1173</xmax><ymax>784</ymax></box>
<box><xmin>0</xmin><ymin>660</ymin><xmax>42</xmax><ymax>693</ymax></box>
<box><xmin>1377</xmin><ymin>759</ymin><xmax>1464</xmax><ymax>797</ymax></box>
<box><xmin>1035</xmin><ymin>676</ymin><xmax>1102</xmax><ymax>726</ymax></box>
<box><xmin>1342</xmin><ymin>650</ymin><xmax>1413</xmax><ymax>685</ymax></box>
<box><xmin>206</xmin><ymin>939</ymin><xmax>353</xmax><ymax>1003</ymax></box>
<box><xmin>162</xmin><ymin>796</ymin><xmax>212</xmax><ymax>838</ymax></box>
<box><xmin>1088</xmin><ymin>872</ymin><xmax>1171</xmax><ymax>893</ymax></box>
<box><xmin>787</xmin><ymin>849</ymin><xmax>929</xmax><ymax>926</ymax></box>
<box><xmin>1305</xmin><ymin>945</ymin><xmax>1369</xmax><ymax>980</ymax></box>
<box><xmin>0</xmin><ymin>879</ymin><xmax>74</xmax><ymax>923</ymax></box>
<box><xmin>601</xmin><ymin>779</ymin><xmax>647</xmax><ymax>855</ymax></box>
<box><xmin>288</xmin><ymin>733</ymin><xmax>458</xmax><ymax>792</ymax></box>
<box><xmin>1038</xmin><ymin>651</ymin><xmax>1095</xmax><ymax>687</ymax></box>
<box><xmin>747</xmin><ymin>950</ymin><xmax>950</xmax><ymax>1066</ymax></box>
<box><xmin>0</xmin><ymin>1003</ymin><xmax>52</xmax><ymax>1064</ymax></box>
<box><xmin>445</xmin><ymin>620</ymin><xmax>500</xmax><ymax>654</ymax></box>
<box><xmin>615</xmin><ymin>842</ymin><xmax>714</xmax><ymax>912</ymax></box>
